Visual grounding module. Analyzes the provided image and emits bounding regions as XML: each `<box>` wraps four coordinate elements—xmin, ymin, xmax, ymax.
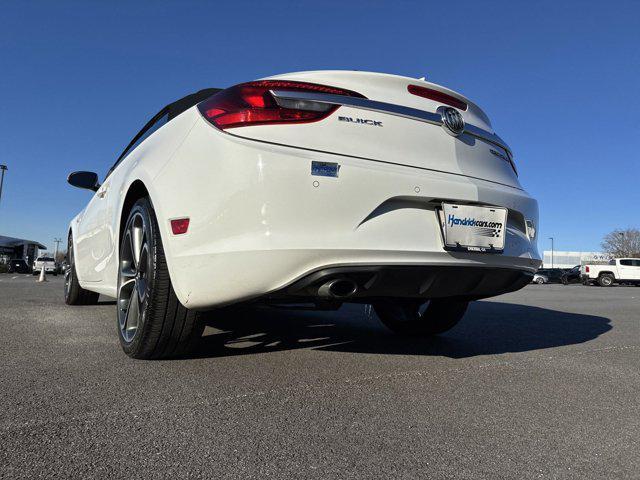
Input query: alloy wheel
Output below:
<box><xmin>118</xmin><ymin>212</ymin><xmax>151</xmax><ymax>343</ymax></box>
<box><xmin>64</xmin><ymin>237</ymin><xmax>73</xmax><ymax>299</ymax></box>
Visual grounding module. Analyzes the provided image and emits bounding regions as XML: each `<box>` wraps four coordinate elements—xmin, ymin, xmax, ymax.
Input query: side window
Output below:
<box><xmin>632</xmin><ymin>260</ymin><xmax>640</xmax><ymax>267</ymax></box>
<box><xmin>106</xmin><ymin>111</ymin><xmax>169</xmax><ymax>178</ymax></box>
<box><xmin>620</xmin><ymin>259</ymin><xmax>633</xmax><ymax>266</ymax></box>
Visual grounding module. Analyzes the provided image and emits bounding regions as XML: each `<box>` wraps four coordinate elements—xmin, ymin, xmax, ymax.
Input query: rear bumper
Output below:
<box><xmin>169</xmin><ymin>248</ymin><xmax>540</xmax><ymax>309</ymax></box>
<box><xmin>267</xmin><ymin>265</ymin><xmax>533</xmax><ymax>303</ymax></box>
<box><xmin>152</xmin><ymin>117</ymin><xmax>542</xmax><ymax>309</ymax></box>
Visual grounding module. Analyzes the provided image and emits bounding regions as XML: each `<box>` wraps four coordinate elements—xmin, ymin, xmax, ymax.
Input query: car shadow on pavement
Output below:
<box><xmin>193</xmin><ymin>301</ymin><xmax>612</xmax><ymax>359</ymax></box>
<box><xmin>97</xmin><ymin>300</ymin><xmax>117</xmax><ymax>306</ymax></box>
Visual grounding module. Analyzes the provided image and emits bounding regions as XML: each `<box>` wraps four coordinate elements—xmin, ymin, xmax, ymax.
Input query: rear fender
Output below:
<box><xmin>597</xmin><ymin>271</ymin><xmax>615</xmax><ymax>277</ymax></box>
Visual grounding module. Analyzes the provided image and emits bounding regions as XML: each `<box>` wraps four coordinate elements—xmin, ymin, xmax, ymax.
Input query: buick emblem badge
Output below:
<box><xmin>438</xmin><ymin>106</ymin><xmax>465</xmax><ymax>137</ymax></box>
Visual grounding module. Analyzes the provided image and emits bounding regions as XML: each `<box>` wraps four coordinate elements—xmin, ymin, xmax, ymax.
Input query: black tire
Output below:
<box><xmin>597</xmin><ymin>274</ymin><xmax>615</xmax><ymax>287</ymax></box>
<box><xmin>373</xmin><ymin>298</ymin><xmax>469</xmax><ymax>336</ymax></box>
<box><xmin>64</xmin><ymin>233</ymin><xmax>100</xmax><ymax>305</ymax></box>
<box><xmin>117</xmin><ymin>197</ymin><xmax>204</xmax><ymax>359</ymax></box>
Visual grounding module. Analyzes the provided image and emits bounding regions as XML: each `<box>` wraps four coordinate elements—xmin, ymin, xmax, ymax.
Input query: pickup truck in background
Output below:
<box><xmin>581</xmin><ymin>258</ymin><xmax>640</xmax><ymax>286</ymax></box>
<box><xmin>33</xmin><ymin>256</ymin><xmax>58</xmax><ymax>276</ymax></box>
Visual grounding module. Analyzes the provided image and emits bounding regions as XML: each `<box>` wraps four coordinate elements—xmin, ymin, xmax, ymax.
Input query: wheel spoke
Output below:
<box><xmin>119</xmin><ymin>277</ymin><xmax>136</xmax><ymax>294</ymax></box>
<box><xmin>119</xmin><ymin>289</ymin><xmax>132</xmax><ymax>330</ymax></box>
<box><xmin>128</xmin><ymin>228</ymin><xmax>137</xmax><ymax>270</ymax></box>
<box><xmin>124</xmin><ymin>285</ymin><xmax>140</xmax><ymax>337</ymax></box>
<box><xmin>121</xmin><ymin>265</ymin><xmax>136</xmax><ymax>278</ymax></box>
<box><xmin>131</xmin><ymin>220</ymin><xmax>143</xmax><ymax>269</ymax></box>
<box><xmin>121</xmin><ymin>229</ymin><xmax>136</xmax><ymax>277</ymax></box>
<box><xmin>118</xmin><ymin>278</ymin><xmax>136</xmax><ymax>330</ymax></box>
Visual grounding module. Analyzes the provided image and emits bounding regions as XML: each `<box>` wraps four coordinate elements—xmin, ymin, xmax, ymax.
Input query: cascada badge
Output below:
<box><xmin>338</xmin><ymin>116</ymin><xmax>383</xmax><ymax>126</ymax></box>
<box><xmin>447</xmin><ymin>214</ymin><xmax>503</xmax><ymax>238</ymax></box>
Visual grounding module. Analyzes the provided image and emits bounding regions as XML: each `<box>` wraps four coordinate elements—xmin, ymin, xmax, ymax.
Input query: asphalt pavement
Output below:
<box><xmin>0</xmin><ymin>274</ymin><xmax>638</xmax><ymax>479</ymax></box>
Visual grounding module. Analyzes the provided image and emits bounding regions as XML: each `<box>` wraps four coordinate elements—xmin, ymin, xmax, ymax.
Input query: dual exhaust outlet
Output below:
<box><xmin>317</xmin><ymin>278</ymin><xmax>358</xmax><ymax>299</ymax></box>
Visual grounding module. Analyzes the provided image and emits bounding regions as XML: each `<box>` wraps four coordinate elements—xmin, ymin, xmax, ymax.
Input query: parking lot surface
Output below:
<box><xmin>0</xmin><ymin>275</ymin><xmax>638</xmax><ymax>479</ymax></box>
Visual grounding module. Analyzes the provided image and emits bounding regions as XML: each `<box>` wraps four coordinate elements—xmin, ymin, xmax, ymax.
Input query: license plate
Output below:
<box><xmin>439</xmin><ymin>203</ymin><xmax>507</xmax><ymax>253</ymax></box>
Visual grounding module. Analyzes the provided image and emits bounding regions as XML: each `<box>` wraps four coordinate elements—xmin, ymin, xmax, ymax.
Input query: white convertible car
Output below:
<box><xmin>65</xmin><ymin>70</ymin><xmax>541</xmax><ymax>359</ymax></box>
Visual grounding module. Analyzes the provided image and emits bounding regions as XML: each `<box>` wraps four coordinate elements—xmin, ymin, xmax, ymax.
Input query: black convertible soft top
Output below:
<box><xmin>165</xmin><ymin>88</ymin><xmax>222</xmax><ymax>120</ymax></box>
<box><xmin>110</xmin><ymin>88</ymin><xmax>223</xmax><ymax>171</ymax></box>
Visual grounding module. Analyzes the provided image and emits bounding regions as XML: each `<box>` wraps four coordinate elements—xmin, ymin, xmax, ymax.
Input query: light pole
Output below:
<box><xmin>0</xmin><ymin>165</ymin><xmax>7</xmax><ymax>207</ymax></box>
<box><xmin>549</xmin><ymin>237</ymin><xmax>554</xmax><ymax>268</ymax></box>
<box><xmin>53</xmin><ymin>238</ymin><xmax>62</xmax><ymax>262</ymax></box>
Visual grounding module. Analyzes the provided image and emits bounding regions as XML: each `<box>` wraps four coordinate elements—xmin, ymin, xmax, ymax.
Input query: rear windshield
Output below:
<box><xmin>37</xmin><ymin>257</ymin><xmax>54</xmax><ymax>262</ymax></box>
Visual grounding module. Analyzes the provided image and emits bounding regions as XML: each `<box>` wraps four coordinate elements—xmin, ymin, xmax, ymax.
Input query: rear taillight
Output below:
<box><xmin>198</xmin><ymin>80</ymin><xmax>365</xmax><ymax>130</ymax></box>
<box><xmin>407</xmin><ymin>84</ymin><xmax>467</xmax><ymax>111</ymax></box>
<box><xmin>585</xmin><ymin>266</ymin><xmax>590</xmax><ymax>273</ymax></box>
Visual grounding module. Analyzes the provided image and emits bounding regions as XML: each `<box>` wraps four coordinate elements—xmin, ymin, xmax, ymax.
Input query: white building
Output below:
<box><xmin>542</xmin><ymin>251</ymin><xmax>612</xmax><ymax>269</ymax></box>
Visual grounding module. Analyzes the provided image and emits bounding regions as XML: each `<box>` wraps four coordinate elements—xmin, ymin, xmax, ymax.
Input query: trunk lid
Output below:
<box><xmin>228</xmin><ymin>71</ymin><xmax>520</xmax><ymax>188</ymax></box>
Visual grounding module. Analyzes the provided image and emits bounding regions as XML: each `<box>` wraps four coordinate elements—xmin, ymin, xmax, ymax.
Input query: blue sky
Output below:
<box><xmin>0</xmin><ymin>0</ymin><xmax>638</xmax><ymax>253</ymax></box>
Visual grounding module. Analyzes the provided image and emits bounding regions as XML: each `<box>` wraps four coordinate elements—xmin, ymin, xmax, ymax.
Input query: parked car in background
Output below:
<box><xmin>533</xmin><ymin>268</ymin><xmax>565</xmax><ymax>284</ymax></box>
<box><xmin>532</xmin><ymin>272</ymin><xmax>548</xmax><ymax>284</ymax></box>
<box><xmin>581</xmin><ymin>258</ymin><xmax>640</xmax><ymax>286</ymax></box>
<box><xmin>561</xmin><ymin>265</ymin><xmax>582</xmax><ymax>285</ymax></box>
<box><xmin>7</xmin><ymin>259</ymin><xmax>31</xmax><ymax>274</ymax></box>
<box><xmin>33</xmin><ymin>256</ymin><xmax>57</xmax><ymax>276</ymax></box>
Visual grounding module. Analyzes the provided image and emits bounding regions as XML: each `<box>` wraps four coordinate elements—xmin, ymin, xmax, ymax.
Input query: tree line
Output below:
<box><xmin>601</xmin><ymin>228</ymin><xmax>640</xmax><ymax>258</ymax></box>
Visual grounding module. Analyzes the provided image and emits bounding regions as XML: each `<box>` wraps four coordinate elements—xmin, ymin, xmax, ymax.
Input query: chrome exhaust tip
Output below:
<box><xmin>318</xmin><ymin>278</ymin><xmax>358</xmax><ymax>299</ymax></box>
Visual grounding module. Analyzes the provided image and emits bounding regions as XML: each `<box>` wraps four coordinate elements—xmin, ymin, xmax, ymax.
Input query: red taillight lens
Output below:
<box><xmin>585</xmin><ymin>266</ymin><xmax>590</xmax><ymax>273</ymax></box>
<box><xmin>407</xmin><ymin>84</ymin><xmax>468</xmax><ymax>111</ymax></box>
<box><xmin>198</xmin><ymin>80</ymin><xmax>365</xmax><ymax>130</ymax></box>
<box><xmin>170</xmin><ymin>218</ymin><xmax>190</xmax><ymax>235</ymax></box>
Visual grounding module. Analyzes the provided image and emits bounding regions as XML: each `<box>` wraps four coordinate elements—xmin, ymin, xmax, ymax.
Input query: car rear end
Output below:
<box><xmin>581</xmin><ymin>264</ymin><xmax>607</xmax><ymax>283</ymax></box>
<box><xmin>151</xmin><ymin>71</ymin><xmax>541</xmax><ymax>309</ymax></box>
<box><xmin>33</xmin><ymin>257</ymin><xmax>57</xmax><ymax>275</ymax></box>
<box><xmin>581</xmin><ymin>265</ymin><xmax>590</xmax><ymax>283</ymax></box>
<box><xmin>8</xmin><ymin>259</ymin><xmax>30</xmax><ymax>274</ymax></box>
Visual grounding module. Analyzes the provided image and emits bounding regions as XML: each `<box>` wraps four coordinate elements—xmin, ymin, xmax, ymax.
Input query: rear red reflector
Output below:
<box><xmin>198</xmin><ymin>80</ymin><xmax>365</xmax><ymax>130</ymax></box>
<box><xmin>407</xmin><ymin>84</ymin><xmax>467</xmax><ymax>111</ymax></box>
<box><xmin>170</xmin><ymin>218</ymin><xmax>190</xmax><ymax>235</ymax></box>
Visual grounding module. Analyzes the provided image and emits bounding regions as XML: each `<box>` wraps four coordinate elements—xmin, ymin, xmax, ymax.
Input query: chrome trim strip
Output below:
<box><xmin>270</xmin><ymin>89</ymin><xmax>512</xmax><ymax>156</ymax></box>
<box><xmin>464</xmin><ymin>123</ymin><xmax>511</xmax><ymax>155</ymax></box>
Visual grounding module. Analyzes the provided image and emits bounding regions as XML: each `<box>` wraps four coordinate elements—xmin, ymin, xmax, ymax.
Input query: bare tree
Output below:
<box><xmin>55</xmin><ymin>250</ymin><xmax>67</xmax><ymax>264</ymax></box>
<box><xmin>601</xmin><ymin>228</ymin><xmax>640</xmax><ymax>258</ymax></box>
